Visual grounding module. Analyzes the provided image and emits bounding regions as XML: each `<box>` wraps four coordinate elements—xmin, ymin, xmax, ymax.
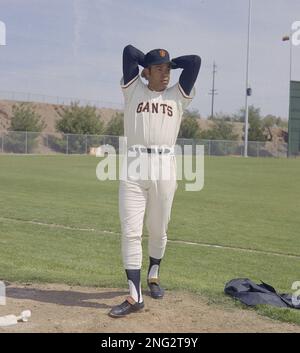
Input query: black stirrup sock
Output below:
<box><xmin>148</xmin><ymin>257</ymin><xmax>162</xmax><ymax>280</ymax></box>
<box><xmin>125</xmin><ymin>269</ymin><xmax>143</xmax><ymax>303</ymax></box>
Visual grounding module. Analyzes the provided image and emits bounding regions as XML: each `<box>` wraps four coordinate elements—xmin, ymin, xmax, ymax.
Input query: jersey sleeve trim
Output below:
<box><xmin>121</xmin><ymin>74</ymin><xmax>139</xmax><ymax>89</ymax></box>
<box><xmin>178</xmin><ymin>83</ymin><xmax>194</xmax><ymax>99</ymax></box>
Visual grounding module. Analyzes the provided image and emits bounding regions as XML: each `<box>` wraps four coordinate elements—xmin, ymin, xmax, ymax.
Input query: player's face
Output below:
<box><xmin>148</xmin><ymin>63</ymin><xmax>171</xmax><ymax>91</ymax></box>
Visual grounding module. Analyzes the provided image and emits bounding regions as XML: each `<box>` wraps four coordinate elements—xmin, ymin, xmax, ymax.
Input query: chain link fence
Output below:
<box><xmin>177</xmin><ymin>138</ymin><xmax>288</xmax><ymax>158</ymax></box>
<box><xmin>0</xmin><ymin>131</ymin><xmax>288</xmax><ymax>157</ymax></box>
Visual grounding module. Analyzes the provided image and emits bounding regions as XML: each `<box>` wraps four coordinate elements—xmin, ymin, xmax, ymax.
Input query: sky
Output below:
<box><xmin>0</xmin><ymin>0</ymin><xmax>300</xmax><ymax>119</ymax></box>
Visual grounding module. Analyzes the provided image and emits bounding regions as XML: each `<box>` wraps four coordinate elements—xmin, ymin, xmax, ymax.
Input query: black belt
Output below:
<box><xmin>128</xmin><ymin>147</ymin><xmax>172</xmax><ymax>154</ymax></box>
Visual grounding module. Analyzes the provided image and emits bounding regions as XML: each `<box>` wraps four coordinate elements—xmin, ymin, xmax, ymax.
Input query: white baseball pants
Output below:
<box><xmin>119</xmin><ymin>156</ymin><xmax>177</xmax><ymax>269</ymax></box>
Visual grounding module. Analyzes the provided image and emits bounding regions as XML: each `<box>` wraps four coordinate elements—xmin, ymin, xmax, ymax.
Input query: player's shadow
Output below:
<box><xmin>5</xmin><ymin>285</ymin><xmax>128</xmax><ymax>309</ymax></box>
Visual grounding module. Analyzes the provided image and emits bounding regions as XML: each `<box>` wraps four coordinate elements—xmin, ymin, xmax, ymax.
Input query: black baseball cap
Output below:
<box><xmin>144</xmin><ymin>49</ymin><xmax>176</xmax><ymax>68</ymax></box>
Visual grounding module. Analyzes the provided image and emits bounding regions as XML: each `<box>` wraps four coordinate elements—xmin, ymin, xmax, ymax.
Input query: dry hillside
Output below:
<box><xmin>0</xmin><ymin>100</ymin><xmax>121</xmax><ymax>133</ymax></box>
<box><xmin>0</xmin><ymin>99</ymin><xmax>287</xmax><ymax>147</ymax></box>
<box><xmin>0</xmin><ymin>99</ymin><xmax>241</xmax><ymax>136</ymax></box>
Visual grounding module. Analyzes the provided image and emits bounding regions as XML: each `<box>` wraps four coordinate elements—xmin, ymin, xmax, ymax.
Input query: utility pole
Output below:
<box><xmin>282</xmin><ymin>32</ymin><xmax>294</xmax><ymax>157</ymax></box>
<box><xmin>244</xmin><ymin>0</ymin><xmax>252</xmax><ymax>157</ymax></box>
<box><xmin>209</xmin><ymin>61</ymin><xmax>217</xmax><ymax>119</ymax></box>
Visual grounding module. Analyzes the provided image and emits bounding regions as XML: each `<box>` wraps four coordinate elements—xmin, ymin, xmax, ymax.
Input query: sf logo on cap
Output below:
<box><xmin>159</xmin><ymin>50</ymin><xmax>166</xmax><ymax>57</ymax></box>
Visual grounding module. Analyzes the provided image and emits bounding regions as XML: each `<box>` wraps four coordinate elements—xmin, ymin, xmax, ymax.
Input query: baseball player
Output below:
<box><xmin>109</xmin><ymin>44</ymin><xmax>201</xmax><ymax>317</ymax></box>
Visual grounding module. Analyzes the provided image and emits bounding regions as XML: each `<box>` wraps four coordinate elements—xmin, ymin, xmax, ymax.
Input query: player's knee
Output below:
<box><xmin>147</xmin><ymin>222</ymin><xmax>168</xmax><ymax>238</ymax></box>
<box><xmin>121</xmin><ymin>223</ymin><xmax>143</xmax><ymax>238</ymax></box>
<box><xmin>148</xmin><ymin>237</ymin><xmax>167</xmax><ymax>259</ymax></box>
<box><xmin>148</xmin><ymin>230</ymin><xmax>168</xmax><ymax>242</ymax></box>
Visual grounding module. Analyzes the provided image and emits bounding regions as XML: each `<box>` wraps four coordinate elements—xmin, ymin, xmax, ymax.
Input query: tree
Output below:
<box><xmin>178</xmin><ymin>116</ymin><xmax>201</xmax><ymax>139</ymax></box>
<box><xmin>208</xmin><ymin>112</ymin><xmax>233</xmax><ymax>121</ymax></box>
<box><xmin>55</xmin><ymin>101</ymin><xmax>103</xmax><ymax>135</ymax></box>
<box><xmin>199</xmin><ymin>120</ymin><xmax>238</xmax><ymax>140</ymax></box>
<box><xmin>262</xmin><ymin>115</ymin><xmax>287</xmax><ymax>129</ymax></box>
<box><xmin>105</xmin><ymin>112</ymin><xmax>124</xmax><ymax>136</ymax></box>
<box><xmin>183</xmin><ymin>108</ymin><xmax>201</xmax><ymax>119</ymax></box>
<box><xmin>5</xmin><ymin>103</ymin><xmax>46</xmax><ymax>153</ymax></box>
<box><xmin>53</xmin><ymin>102</ymin><xmax>104</xmax><ymax>154</ymax></box>
<box><xmin>248</xmin><ymin>106</ymin><xmax>267</xmax><ymax>141</ymax></box>
<box><xmin>276</xmin><ymin>117</ymin><xmax>288</xmax><ymax>129</ymax></box>
<box><xmin>232</xmin><ymin>111</ymin><xmax>244</xmax><ymax>122</ymax></box>
<box><xmin>262</xmin><ymin>115</ymin><xmax>278</xmax><ymax>141</ymax></box>
<box><xmin>262</xmin><ymin>115</ymin><xmax>288</xmax><ymax>141</ymax></box>
<box><xmin>234</xmin><ymin>105</ymin><xmax>267</xmax><ymax>141</ymax></box>
<box><xmin>9</xmin><ymin>102</ymin><xmax>46</xmax><ymax>132</ymax></box>
<box><xmin>262</xmin><ymin>115</ymin><xmax>278</xmax><ymax>127</ymax></box>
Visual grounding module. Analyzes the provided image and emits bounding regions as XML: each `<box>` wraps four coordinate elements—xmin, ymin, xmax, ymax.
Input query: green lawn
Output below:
<box><xmin>0</xmin><ymin>154</ymin><xmax>300</xmax><ymax>325</ymax></box>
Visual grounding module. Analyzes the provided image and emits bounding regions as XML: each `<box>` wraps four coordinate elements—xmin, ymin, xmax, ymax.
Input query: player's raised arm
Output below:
<box><xmin>123</xmin><ymin>45</ymin><xmax>145</xmax><ymax>85</ymax></box>
<box><xmin>171</xmin><ymin>55</ymin><xmax>201</xmax><ymax>96</ymax></box>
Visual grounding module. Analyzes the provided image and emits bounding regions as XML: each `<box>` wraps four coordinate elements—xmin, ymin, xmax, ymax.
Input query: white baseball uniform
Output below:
<box><xmin>120</xmin><ymin>75</ymin><xmax>195</xmax><ymax>269</ymax></box>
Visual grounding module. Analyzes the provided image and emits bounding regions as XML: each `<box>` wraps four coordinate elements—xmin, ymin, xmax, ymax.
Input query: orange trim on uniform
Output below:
<box><xmin>178</xmin><ymin>83</ymin><xmax>193</xmax><ymax>99</ymax></box>
<box><xmin>121</xmin><ymin>75</ymin><xmax>139</xmax><ymax>89</ymax></box>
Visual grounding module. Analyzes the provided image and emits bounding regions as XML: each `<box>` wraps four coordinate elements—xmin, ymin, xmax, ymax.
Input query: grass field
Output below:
<box><xmin>1</xmin><ymin>154</ymin><xmax>300</xmax><ymax>325</ymax></box>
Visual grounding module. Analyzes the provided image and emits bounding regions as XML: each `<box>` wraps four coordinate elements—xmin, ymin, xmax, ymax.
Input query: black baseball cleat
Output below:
<box><xmin>147</xmin><ymin>278</ymin><xmax>164</xmax><ymax>299</ymax></box>
<box><xmin>108</xmin><ymin>296</ymin><xmax>144</xmax><ymax>318</ymax></box>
